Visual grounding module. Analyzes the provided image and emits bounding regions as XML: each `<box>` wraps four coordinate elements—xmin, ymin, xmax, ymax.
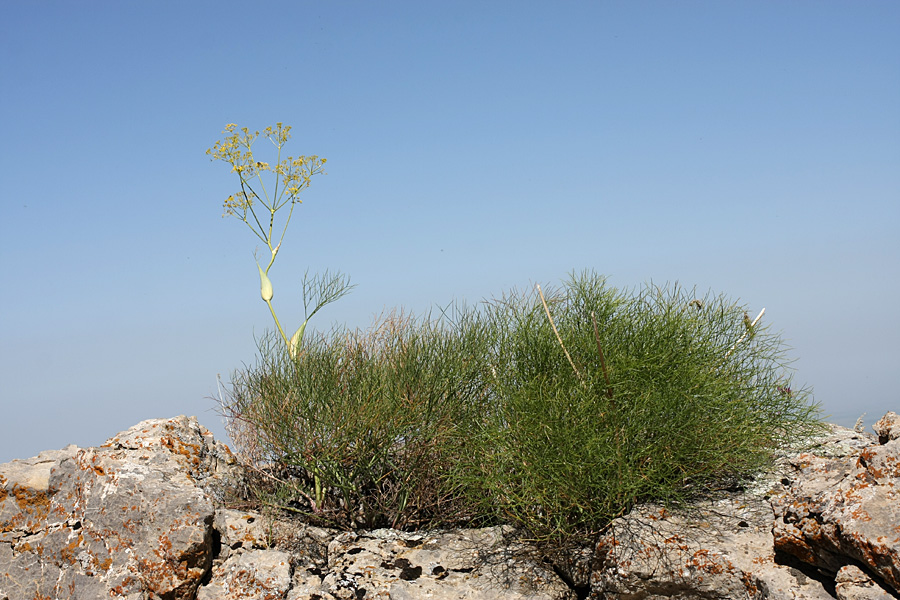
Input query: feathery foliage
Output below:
<box><xmin>220</xmin><ymin>271</ymin><xmax>822</xmax><ymax>544</ymax></box>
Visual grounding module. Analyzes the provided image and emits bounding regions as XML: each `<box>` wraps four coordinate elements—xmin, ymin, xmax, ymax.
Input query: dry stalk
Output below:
<box><xmin>724</xmin><ymin>307</ymin><xmax>765</xmax><ymax>359</ymax></box>
<box><xmin>537</xmin><ymin>284</ymin><xmax>581</xmax><ymax>379</ymax></box>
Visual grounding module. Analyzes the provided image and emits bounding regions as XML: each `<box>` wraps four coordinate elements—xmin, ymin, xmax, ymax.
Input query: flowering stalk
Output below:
<box><xmin>207</xmin><ymin>123</ymin><xmax>344</xmax><ymax>357</ymax></box>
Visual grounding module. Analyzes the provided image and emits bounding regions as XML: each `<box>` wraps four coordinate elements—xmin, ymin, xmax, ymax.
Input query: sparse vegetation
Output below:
<box><xmin>219</xmin><ymin>271</ymin><xmax>823</xmax><ymax>546</ymax></box>
<box><xmin>207</xmin><ymin>124</ymin><xmax>821</xmax><ymax>549</ymax></box>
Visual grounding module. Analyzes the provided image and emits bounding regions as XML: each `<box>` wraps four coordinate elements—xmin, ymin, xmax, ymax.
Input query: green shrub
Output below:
<box><xmin>222</xmin><ymin>307</ymin><xmax>497</xmax><ymax>530</ymax></box>
<box><xmin>449</xmin><ymin>271</ymin><xmax>822</xmax><ymax>543</ymax></box>
<box><xmin>220</xmin><ymin>271</ymin><xmax>822</xmax><ymax>542</ymax></box>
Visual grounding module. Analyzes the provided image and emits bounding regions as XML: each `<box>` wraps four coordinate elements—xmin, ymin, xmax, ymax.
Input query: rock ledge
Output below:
<box><xmin>1</xmin><ymin>412</ymin><xmax>898</xmax><ymax>599</ymax></box>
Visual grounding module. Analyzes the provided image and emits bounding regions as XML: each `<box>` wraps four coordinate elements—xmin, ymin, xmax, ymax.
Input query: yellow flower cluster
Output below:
<box><xmin>207</xmin><ymin>123</ymin><xmax>329</xmax><ymax>356</ymax></box>
<box><xmin>222</xmin><ymin>192</ymin><xmax>255</xmax><ymax>217</ymax></box>
<box><xmin>206</xmin><ymin>123</ymin><xmax>326</xmax><ymax>219</ymax></box>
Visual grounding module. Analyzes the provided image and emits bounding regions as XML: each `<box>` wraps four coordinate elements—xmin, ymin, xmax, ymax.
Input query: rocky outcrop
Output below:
<box><xmin>198</xmin><ymin>523</ymin><xmax>574</xmax><ymax>600</ymax></box>
<box><xmin>592</xmin><ymin>416</ymin><xmax>900</xmax><ymax>599</ymax></box>
<box><xmin>772</xmin><ymin>411</ymin><xmax>900</xmax><ymax>596</ymax></box>
<box><xmin>1</xmin><ymin>413</ymin><xmax>899</xmax><ymax>599</ymax></box>
<box><xmin>0</xmin><ymin>416</ymin><xmax>241</xmax><ymax>600</ymax></box>
<box><xmin>591</xmin><ymin>492</ymin><xmax>836</xmax><ymax>599</ymax></box>
<box><xmin>0</xmin><ymin>417</ymin><xmax>571</xmax><ymax>600</ymax></box>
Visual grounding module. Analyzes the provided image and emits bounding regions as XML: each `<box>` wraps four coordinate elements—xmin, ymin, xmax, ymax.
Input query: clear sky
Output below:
<box><xmin>1</xmin><ymin>2</ymin><xmax>898</xmax><ymax>464</ymax></box>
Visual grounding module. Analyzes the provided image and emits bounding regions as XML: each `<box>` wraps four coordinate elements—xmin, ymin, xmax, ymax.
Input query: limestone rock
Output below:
<box><xmin>4</xmin><ymin>412</ymin><xmax>900</xmax><ymax>600</ymax></box>
<box><xmin>197</xmin><ymin>549</ymin><xmax>293</xmax><ymax>600</ymax></box>
<box><xmin>590</xmin><ymin>421</ymin><xmax>900</xmax><ymax>599</ymax></box>
<box><xmin>0</xmin><ymin>416</ymin><xmax>236</xmax><ymax>600</ymax></box>
<box><xmin>773</xmin><ymin>424</ymin><xmax>900</xmax><ymax>593</ymax></box>
<box><xmin>215</xmin><ymin>508</ymin><xmax>272</xmax><ymax>554</ymax></box>
<box><xmin>285</xmin><ymin>527</ymin><xmax>576</xmax><ymax>600</ymax></box>
<box><xmin>0</xmin><ymin>416</ymin><xmax>574</xmax><ymax>600</ymax></box>
<box><xmin>872</xmin><ymin>411</ymin><xmax>900</xmax><ymax>444</ymax></box>
<box><xmin>834</xmin><ymin>565</ymin><xmax>895</xmax><ymax>600</ymax></box>
<box><xmin>591</xmin><ymin>493</ymin><xmax>834</xmax><ymax>599</ymax></box>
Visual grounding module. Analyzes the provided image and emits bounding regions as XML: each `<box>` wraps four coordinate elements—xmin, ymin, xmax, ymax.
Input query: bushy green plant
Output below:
<box><xmin>220</xmin><ymin>271</ymin><xmax>822</xmax><ymax>543</ymax></box>
<box><xmin>223</xmin><ymin>307</ymin><xmax>498</xmax><ymax>530</ymax></box>
<box><xmin>450</xmin><ymin>271</ymin><xmax>821</xmax><ymax>543</ymax></box>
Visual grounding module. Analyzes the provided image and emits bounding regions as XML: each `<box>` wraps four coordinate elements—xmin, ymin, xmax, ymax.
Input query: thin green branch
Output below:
<box><xmin>591</xmin><ymin>311</ymin><xmax>614</xmax><ymax>401</ymax></box>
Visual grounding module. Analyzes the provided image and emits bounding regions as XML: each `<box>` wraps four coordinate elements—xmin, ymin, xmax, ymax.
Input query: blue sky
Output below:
<box><xmin>1</xmin><ymin>2</ymin><xmax>898</xmax><ymax>463</ymax></box>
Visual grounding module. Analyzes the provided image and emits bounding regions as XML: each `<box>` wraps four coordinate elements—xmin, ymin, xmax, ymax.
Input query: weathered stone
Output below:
<box><xmin>5</xmin><ymin>412</ymin><xmax>900</xmax><ymax>599</ymax></box>
<box><xmin>102</xmin><ymin>414</ymin><xmax>244</xmax><ymax>504</ymax></box>
<box><xmin>834</xmin><ymin>565</ymin><xmax>895</xmax><ymax>600</ymax></box>
<box><xmin>873</xmin><ymin>411</ymin><xmax>900</xmax><ymax>444</ymax></box>
<box><xmin>592</xmin><ymin>494</ymin><xmax>834</xmax><ymax>599</ymax></box>
<box><xmin>588</xmin><ymin>422</ymin><xmax>900</xmax><ymax>600</ymax></box>
<box><xmin>215</xmin><ymin>508</ymin><xmax>272</xmax><ymax>553</ymax></box>
<box><xmin>197</xmin><ymin>549</ymin><xmax>293</xmax><ymax>600</ymax></box>
<box><xmin>286</xmin><ymin>527</ymin><xmax>576</xmax><ymax>600</ymax></box>
<box><xmin>0</xmin><ymin>416</ymin><xmax>575</xmax><ymax>599</ymax></box>
<box><xmin>0</xmin><ymin>415</ymin><xmax>235</xmax><ymax>600</ymax></box>
<box><xmin>773</xmin><ymin>424</ymin><xmax>900</xmax><ymax>594</ymax></box>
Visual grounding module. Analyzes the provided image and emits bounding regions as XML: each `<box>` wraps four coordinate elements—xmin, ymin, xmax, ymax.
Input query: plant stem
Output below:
<box><xmin>265</xmin><ymin>298</ymin><xmax>289</xmax><ymax>348</ymax></box>
<box><xmin>591</xmin><ymin>312</ymin><xmax>614</xmax><ymax>401</ymax></box>
<box><xmin>537</xmin><ymin>284</ymin><xmax>581</xmax><ymax>379</ymax></box>
<box><xmin>724</xmin><ymin>308</ymin><xmax>765</xmax><ymax>358</ymax></box>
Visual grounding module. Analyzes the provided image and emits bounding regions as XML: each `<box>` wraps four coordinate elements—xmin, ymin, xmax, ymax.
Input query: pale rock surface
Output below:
<box><xmin>773</xmin><ymin>422</ymin><xmax>900</xmax><ymax>593</ymax></box>
<box><xmin>591</xmin><ymin>486</ymin><xmax>834</xmax><ymax>599</ymax></box>
<box><xmin>3</xmin><ymin>413</ymin><xmax>900</xmax><ymax>600</ymax></box>
<box><xmin>0</xmin><ymin>416</ymin><xmax>571</xmax><ymax>600</ymax></box>
<box><xmin>0</xmin><ymin>415</ymin><xmax>239</xmax><ymax>600</ymax></box>
<box><xmin>834</xmin><ymin>565</ymin><xmax>895</xmax><ymax>600</ymax></box>
<box><xmin>591</xmin><ymin>422</ymin><xmax>900</xmax><ymax>599</ymax></box>
<box><xmin>872</xmin><ymin>411</ymin><xmax>900</xmax><ymax>443</ymax></box>
<box><xmin>198</xmin><ymin>549</ymin><xmax>294</xmax><ymax>600</ymax></box>
<box><xmin>286</xmin><ymin>527</ymin><xmax>575</xmax><ymax>600</ymax></box>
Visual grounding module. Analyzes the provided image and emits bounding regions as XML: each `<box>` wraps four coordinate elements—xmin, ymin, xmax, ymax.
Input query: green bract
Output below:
<box><xmin>257</xmin><ymin>263</ymin><xmax>273</xmax><ymax>302</ymax></box>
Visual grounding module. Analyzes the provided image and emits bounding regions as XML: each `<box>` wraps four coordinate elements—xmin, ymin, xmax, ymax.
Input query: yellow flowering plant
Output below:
<box><xmin>207</xmin><ymin>123</ymin><xmax>352</xmax><ymax>358</ymax></box>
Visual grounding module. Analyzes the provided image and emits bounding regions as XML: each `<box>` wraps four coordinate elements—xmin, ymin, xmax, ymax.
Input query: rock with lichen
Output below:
<box><xmin>773</xmin><ymin>416</ymin><xmax>900</xmax><ymax>595</ymax></box>
<box><xmin>3</xmin><ymin>413</ymin><xmax>900</xmax><ymax>600</ymax></box>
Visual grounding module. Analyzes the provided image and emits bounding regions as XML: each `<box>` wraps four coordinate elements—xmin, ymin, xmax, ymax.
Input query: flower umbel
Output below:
<box><xmin>208</xmin><ymin>123</ymin><xmax>347</xmax><ymax>357</ymax></box>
